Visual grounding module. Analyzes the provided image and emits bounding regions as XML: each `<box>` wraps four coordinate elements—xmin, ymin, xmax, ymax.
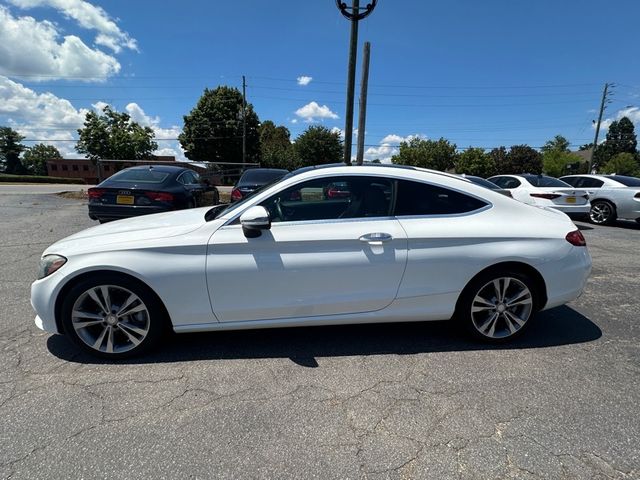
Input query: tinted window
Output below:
<box><xmin>573</xmin><ymin>177</ymin><xmax>604</xmax><ymax>188</ymax></box>
<box><xmin>178</xmin><ymin>171</ymin><xmax>197</xmax><ymax>185</ymax></box>
<box><xmin>260</xmin><ymin>176</ymin><xmax>392</xmax><ymax>223</ymax></box>
<box><xmin>395</xmin><ymin>180</ymin><xmax>488</xmax><ymax>216</ymax></box>
<box><xmin>605</xmin><ymin>175</ymin><xmax>640</xmax><ymax>187</ymax></box>
<box><xmin>465</xmin><ymin>176</ymin><xmax>500</xmax><ymax>190</ymax></box>
<box><xmin>560</xmin><ymin>176</ymin><xmax>579</xmax><ymax>187</ymax></box>
<box><xmin>109</xmin><ymin>168</ymin><xmax>170</xmax><ymax>184</ymax></box>
<box><xmin>238</xmin><ymin>169</ymin><xmax>288</xmax><ymax>186</ymax></box>
<box><xmin>489</xmin><ymin>176</ymin><xmax>521</xmax><ymax>189</ymax></box>
<box><xmin>521</xmin><ymin>175</ymin><xmax>571</xmax><ymax>187</ymax></box>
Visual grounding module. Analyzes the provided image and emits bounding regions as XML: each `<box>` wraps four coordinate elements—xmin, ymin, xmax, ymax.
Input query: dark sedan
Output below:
<box><xmin>88</xmin><ymin>165</ymin><xmax>216</xmax><ymax>223</ymax></box>
<box><xmin>230</xmin><ymin>168</ymin><xmax>289</xmax><ymax>202</ymax></box>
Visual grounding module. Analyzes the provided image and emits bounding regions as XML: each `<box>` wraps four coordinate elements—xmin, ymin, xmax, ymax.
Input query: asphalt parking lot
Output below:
<box><xmin>1</xmin><ymin>193</ymin><xmax>639</xmax><ymax>479</ymax></box>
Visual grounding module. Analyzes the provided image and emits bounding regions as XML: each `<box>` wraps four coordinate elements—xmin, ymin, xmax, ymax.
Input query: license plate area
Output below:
<box><xmin>566</xmin><ymin>196</ymin><xmax>576</xmax><ymax>204</ymax></box>
<box><xmin>116</xmin><ymin>195</ymin><xmax>134</xmax><ymax>205</ymax></box>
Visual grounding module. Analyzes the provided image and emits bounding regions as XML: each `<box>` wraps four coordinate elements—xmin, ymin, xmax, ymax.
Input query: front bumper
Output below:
<box><xmin>31</xmin><ymin>275</ymin><xmax>64</xmax><ymax>334</ymax></box>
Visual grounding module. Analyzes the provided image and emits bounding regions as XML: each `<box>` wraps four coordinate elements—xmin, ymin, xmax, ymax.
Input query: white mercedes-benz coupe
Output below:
<box><xmin>31</xmin><ymin>164</ymin><xmax>592</xmax><ymax>359</ymax></box>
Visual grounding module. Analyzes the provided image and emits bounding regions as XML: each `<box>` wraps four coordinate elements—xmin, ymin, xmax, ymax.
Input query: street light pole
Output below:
<box><xmin>336</xmin><ymin>0</ymin><xmax>377</xmax><ymax>165</ymax></box>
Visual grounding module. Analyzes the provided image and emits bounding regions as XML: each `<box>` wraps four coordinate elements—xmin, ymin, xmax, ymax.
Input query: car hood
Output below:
<box><xmin>44</xmin><ymin>207</ymin><xmax>212</xmax><ymax>255</ymax></box>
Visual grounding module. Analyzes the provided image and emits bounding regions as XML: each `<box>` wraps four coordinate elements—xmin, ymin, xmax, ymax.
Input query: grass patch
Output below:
<box><xmin>0</xmin><ymin>174</ymin><xmax>85</xmax><ymax>184</ymax></box>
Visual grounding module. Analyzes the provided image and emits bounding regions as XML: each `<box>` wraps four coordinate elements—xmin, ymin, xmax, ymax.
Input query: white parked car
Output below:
<box><xmin>559</xmin><ymin>174</ymin><xmax>640</xmax><ymax>225</ymax></box>
<box><xmin>31</xmin><ymin>164</ymin><xmax>592</xmax><ymax>359</ymax></box>
<box><xmin>488</xmin><ymin>174</ymin><xmax>591</xmax><ymax>215</ymax></box>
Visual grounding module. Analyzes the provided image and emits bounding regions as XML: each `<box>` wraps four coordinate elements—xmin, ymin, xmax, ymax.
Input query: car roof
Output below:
<box><xmin>290</xmin><ymin>163</ymin><xmax>470</xmax><ymax>182</ymax></box>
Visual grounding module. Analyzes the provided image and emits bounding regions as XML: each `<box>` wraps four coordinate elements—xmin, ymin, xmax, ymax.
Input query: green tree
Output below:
<box><xmin>76</xmin><ymin>106</ymin><xmax>157</xmax><ymax>162</ymax></box>
<box><xmin>595</xmin><ymin>117</ymin><xmax>638</xmax><ymax>170</ymax></box>
<box><xmin>391</xmin><ymin>137</ymin><xmax>456</xmax><ymax>171</ymax></box>
<box><xmin>179</xmin><ymin>86</ymin><xmax>260</xmax><ymax>166</ymax></box>
<box><xmin>0</xmin><ymin>127</ymin><xmax>27</xmax><ymax>174</ymax></box>
<box><xmin>259</xmin><ymin>120</ymin><xmax>298</xmax><ymax>169</ymax></box>
<box><xmin>293</xmin><ymin>126</ymin><xmax>342</xmax><ymax>167</ymax></box>
<box><xmin>543</xmin><ymin>150</ymin><xmax>582</xmax><ymax>177</ymax></box>
<box><xmin>541</xmin><ymin>135</ymin><xmax>570</xmax><ymax>154</ymax></box>
<box><xmin>489</xmin><ymin>146</ymin><xmax>509</xmax><ymax>174</ymax></box>
<box><xmin>601</xmin><ymin>152</ymin><xmax>640</xmax><ymax>176</ymax></box>
<box><xmin>22</xmin><ymin>143</ymin><xmax>62</xmax><ymax>175</ymax></box>
<box><xmin>454</xmin><ymin>147</ymin><xmax>496</xmax><ymax>177</ymax></box>
<box><xmin>502</xmin><ymin>145</ymin><xmax>543</xmax><ymax>174</ymax></box>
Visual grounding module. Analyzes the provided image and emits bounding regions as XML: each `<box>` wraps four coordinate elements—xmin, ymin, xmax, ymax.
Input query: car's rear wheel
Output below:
<box><xmin>589</xmin><ymin>200</ymin><xmax>616</xmax><ymax>225</ymax></box>
<box><xmin>457</xmin><ymin>270</ymin><xmax>537</xmax><ymax>343</ymax></box>
<box><xmin>61</xmin><ymin>274</ymin><xmax>167</xmax><ymax>359</ymax></box>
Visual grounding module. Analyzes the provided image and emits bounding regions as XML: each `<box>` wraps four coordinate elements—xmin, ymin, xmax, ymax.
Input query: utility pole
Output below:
<box><xmin>242</xmin><ymin>75</ymin><xmax>247</xmax><ymax>165</ymax></box>
<box><xmin>336</xmin><ymin>0</ymin><xmax>377</xmax><ymax>165</ymax></box>
<box><xmin>356</xmin><ymin>41</ymin><xmax>371</xmax><ymax>165</ymax></box>
<box><xmin>588</xmin><ymin>82</ymin><xmax>613</xmax><ymax>173</ymax></box>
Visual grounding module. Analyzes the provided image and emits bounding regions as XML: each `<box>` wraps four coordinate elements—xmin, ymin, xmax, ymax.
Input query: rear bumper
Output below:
<box><xmin>88</xmin><ymin>204</ymin><xmax>173</xmax><ymax>221</ymax></box>
<box><xmin>538</xmin><ymin>246</ymin><xmax>592</xmax><ymax>310</ymax></box>
<box><xmin>550</xmin><ymin>204</ymin><xmax>590</xmax><ymax>214</ymax></box>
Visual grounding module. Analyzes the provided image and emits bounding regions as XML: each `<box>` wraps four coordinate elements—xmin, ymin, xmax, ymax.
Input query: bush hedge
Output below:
<box><xmin>0</xmin><ymin>174</ymin><xmax>86</xmax><ymax>184</ymax></box>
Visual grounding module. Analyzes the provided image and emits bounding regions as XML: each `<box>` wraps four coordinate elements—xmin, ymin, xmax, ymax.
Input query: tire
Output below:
<box><xmin>60</xmin><ymin>273</ymin><xmax>168</xmax><ymax>359</ymax></box>
<box><xmin>455</xmin><ymin>269</ymin><xmax>538</xmax><ymax>343</ymax></box>
<box><xmin>589</xmin><ymin>200</ymin><xmax>616</xmax><ymax>225</ymax></box>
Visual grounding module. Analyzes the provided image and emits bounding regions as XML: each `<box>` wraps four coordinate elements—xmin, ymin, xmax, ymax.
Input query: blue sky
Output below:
<box><xmin>1</xmin><ymin>0</ymin><xmax>639</xmax><ymax>162</ymax></box>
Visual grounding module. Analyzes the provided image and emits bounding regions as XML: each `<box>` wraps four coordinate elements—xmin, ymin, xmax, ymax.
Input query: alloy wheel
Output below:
<box><xmin>71</xmin><ymin>285</ymin><xmax>151</xmax><ymax>354</ymax></box>
<box><xmin>590</xmin><ymin>202</ymin><xmax>612</xmax><ymax>224</ymax></box>
<box><xmin>471</xmin><ymin>277</ymin><xmax>533</xmax><ymax>339</ymax></box>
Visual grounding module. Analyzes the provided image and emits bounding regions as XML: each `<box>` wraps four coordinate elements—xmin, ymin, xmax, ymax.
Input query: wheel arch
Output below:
<box><xmin>456</xmin><ymin>261</ymin><xmax>548</xmax><ymax>313</ymax></box>
<box><xmin>54</xmin><ymin>269</ymin><xmax>172</xmax><ymax>334</ymax></box>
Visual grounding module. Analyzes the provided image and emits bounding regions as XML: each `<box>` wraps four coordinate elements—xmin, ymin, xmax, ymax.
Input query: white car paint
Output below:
<box><xmin>560</xmin><ymin>174</ymin><xmax>640</xmax><ymax>221</ymax></box>
<box><xmin>488</xmin><ymin>174</ymin><xmax>591</xmax><ymax>214</ymax></box>
<box><xmin>32</xmin><ymin>165</ymin><xmax>591</xmax><ymax>341</ymax></box>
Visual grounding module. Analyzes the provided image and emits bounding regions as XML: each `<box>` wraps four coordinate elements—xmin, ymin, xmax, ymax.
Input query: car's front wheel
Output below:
<box><xmin>457</xmin><ymin>270</ymin><xmax>537</xmax><ymax>343</ymax></box>
<box><xmin>61</xmin><ymin>274</ymin><xmax>167</xmax><ymax>359</ymax></box>
<box><xmin>589</xmin><ymin>200</ymin><xmax>616</xmax><ymax>225</ymax></box>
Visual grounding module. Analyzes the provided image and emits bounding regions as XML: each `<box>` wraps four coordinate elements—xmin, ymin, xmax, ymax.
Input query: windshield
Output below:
<box><xmin>108</xmin><ymin>168</ymin><xmax>170</xmax><ymax>184</ymax></box>
<box><xmin>237</xmin><ymin>169</ymin><xmax>288</xmax><ymax>186</ymax></box>
<box><xmin>206</xmin><ymin>172</ymin><xmax>294</xmax><ymax>221</ymax></box>
<box><xmin>605</xmin><ymin>175</ymin><xmax>640</xmax><ymax>187</ymax></box>
<box><xmin>522</xmin><ymin>175</ymin><xmax>571</xmax><ymax>187</ymax></box>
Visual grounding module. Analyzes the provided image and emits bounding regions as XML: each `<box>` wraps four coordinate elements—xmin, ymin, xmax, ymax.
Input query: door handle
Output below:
<box><xmin>359</xmin><ymin>232</ymin><xmax>393</xmax><ymax>244</ymax></box>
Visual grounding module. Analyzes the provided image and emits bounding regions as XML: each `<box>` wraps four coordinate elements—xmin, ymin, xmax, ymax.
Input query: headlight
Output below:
<box><xmin>38</xmin><ymin>255</ymin><xmax>67</xmax><ymax>279</ymax></box>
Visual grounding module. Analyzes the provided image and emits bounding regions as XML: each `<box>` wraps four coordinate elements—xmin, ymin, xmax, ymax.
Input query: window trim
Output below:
<box><xmin>223</xmin><ymin>174</ymin><xmax>492</xmax><ymax>227</ymax></box>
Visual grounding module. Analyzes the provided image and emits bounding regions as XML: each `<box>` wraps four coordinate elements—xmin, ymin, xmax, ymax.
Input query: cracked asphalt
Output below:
<box><xmin>1</xmin><ymin>194</ymin><xmax>639</xmax><ymax>479</ymax></box>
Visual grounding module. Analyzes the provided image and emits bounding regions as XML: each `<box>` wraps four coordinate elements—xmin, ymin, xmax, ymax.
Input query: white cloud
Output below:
<box><xmin>294</xmin><ymin>101</ymin><xmax>339</xmax><ymax>122</ymax></box>
<box><xmin>296</xmin><ymin>75</ymin><xmax>312</xmax><ymax>86</ymax></box>
<box><xmin>7</xmin><ymin>0</ymin><xmax>137</xmax><ymax>53</ymax></box>
<box><xmin>363</xmin><ymin>133</ymin><xmax>427</xmax><ymax>163</ymax></box>
<box><xmin>330</xmin><ymin>126</ymin><xmax>344</xmax><ymax>139</ymax></box>
<box><xmin>594</xmin><ymin>106</ymin><xmax>640</xmax><ymax>137</ymax></box>
<box><xmin>0</xmin><ymin>5</ymin><xmax>120</xmax><ymax>80</ymax></box>
<box><xmin>291</xmin><ymin>118</ymin><xmax>298</xmax><ymax>124</ymax></box>
<box><xmin>125</xmin><ymin>102</ymin><xmax>185</xmax><ymax>160</ymax></box>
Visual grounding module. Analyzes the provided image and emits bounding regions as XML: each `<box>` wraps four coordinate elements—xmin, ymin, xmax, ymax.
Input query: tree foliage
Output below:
<box><xmin>595</xmin><ymin>117</ymin><xmax>638</xmax><ymax>170</ymax></box>
<box><xmin>543</xmin><ymin>150</ymin><xmax>582</xmax><ymax>177</ymax></box>
<box><xmin>502</xmin><ymin>145</ymin><xmax>543</xmax><ymax>174</ymax></box>
<box><xmin>541</xmin><ymin>135</ymin><xmax>570</xmax><ymax>154</ymax></box>
<box><xmin>179</xmin><ymin>86</ymin><xmax>260</xmax><ymax>165</ymax></box>
<box><xmin>76</xmin><ymin>106</ymin><xmax>157</xmax><ymax>162</ymax></box>
<box><xmin>454</xmin><ymin>147</ymin><xmax>495</xmax><ymax>177</ymax></box>
<box><xmin>601</xmin><ymin>152</ymin><xmax>640</xmax><ymax>176</ymax></box>
<box><xmin>259</xmin><ymin>120</ymin><xmax>297</xmax><ymax>170</ymax></box>
<box><xmin>22</xmin><ymin>143</ymin><xmax>62</xmax><ymax>176</ymax></box>
<box><xmin>391</xmin><ymin>137</ymin><xmax>456</xmax><ymax>171</ymax></box>
<box><xmin>0</xmin><ymin>126</ymin><xmax>27</xmax><ymax>174</ymax></box>
<box><xmin>293</xmin><ymin>126</ymin><xmax>342</xmax><ymax>167</ymax></box>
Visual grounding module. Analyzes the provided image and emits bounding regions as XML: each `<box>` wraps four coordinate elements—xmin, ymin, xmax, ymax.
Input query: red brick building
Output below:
<box><xmin>45</xmin><ymin>156</ymin><xmax>213</xmax><ymax>184</ymax></box>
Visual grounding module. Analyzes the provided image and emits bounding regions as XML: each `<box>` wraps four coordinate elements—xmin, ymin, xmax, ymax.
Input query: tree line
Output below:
<box><xmin>1</xmin><ymin>84</ymin><xmax>638</xmax><ymax>178</ymax></box>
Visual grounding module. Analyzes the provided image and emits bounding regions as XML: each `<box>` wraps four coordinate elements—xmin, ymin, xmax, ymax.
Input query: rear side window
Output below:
<box><xmin>490</xmin><ymin>176</ymin><xmax>521</xmax><ymax>189</ymax></box>
<box><xmin>110</xmin><ymin>168</ymin><xmax>170</xmax><ymax>184</ymax></box>
<box><xmin>569</xmin><ymin>177</ymin><xmax>604</xmax><ymax>188</ymax></box>
<box><xmin>605</xmin><ymin>175</ymin><xmax>640</xmax><ymax>187</ymax></box>
<box><xmin>394</xmin><ymin>180</ymin><xmax>488</xmax><ymax>216</ymax></box>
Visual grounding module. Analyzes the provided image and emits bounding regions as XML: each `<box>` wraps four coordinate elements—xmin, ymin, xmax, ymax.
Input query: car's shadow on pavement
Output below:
<box><xmin>47</xmin><ymin>305</ymin><xmax>602</xmax><ymax>366</ymax></box>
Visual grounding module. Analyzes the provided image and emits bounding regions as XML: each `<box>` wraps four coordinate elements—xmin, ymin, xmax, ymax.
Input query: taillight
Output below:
<box><xmin>145</xmin><ymin>191</ymin><xmax>174</xmax><ymax>202</ymax></box>
<box><xmin>231</xmin><ymin>188</ymin><xmax>243</xmax><ymax>201</ymax></box>
<box><xmin>327</xmin><ymin>187</ymin><xmax>339</xmax><ymax>198</ymax></box>
<box><xmin>88</xmin><ymin>188</ymin><xmax>105</xmax><ymax>199</ymax></box>
<box><xmin>530</xmin><ymin>193</ymin><xmax>561</xmax><ymax>200</ymax></box>
<box><xmin>565</xmin><ymin>230</ymin><xmax>586</xmax><ymax>247</ymax></box>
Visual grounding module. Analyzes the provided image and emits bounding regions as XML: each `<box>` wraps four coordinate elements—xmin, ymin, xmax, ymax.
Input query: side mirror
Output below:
<box><xmin>240</xmin><ymin>206</ymin><xmax>270</xmax><ymax>237</ymax></box>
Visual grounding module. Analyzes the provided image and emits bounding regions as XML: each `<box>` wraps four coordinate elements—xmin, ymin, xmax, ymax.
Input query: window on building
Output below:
<box><xmin>72</xmin><ymin>165</ymin><xmax>79</xmax><ymax>171</ymax></box>
<box><xmin>83</xmin><ymin>165</ymin><xmax>89</xmax><ymax>171</ymax></box>
<box><xmin>62</xmin><ymin>165</ymin><xmax>68</xmax><ymax>171</ymax></box>
<box><xmin>51</xmin><ymin>165</ymin><xmax>58</xmax><ymax>171</ymax></box>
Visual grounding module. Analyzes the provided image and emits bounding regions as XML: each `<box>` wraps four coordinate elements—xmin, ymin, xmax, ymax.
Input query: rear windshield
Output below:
<box><xmin>522</xmin><ymin>175</ymin><xmax>571</xmax><ymax>187</ymax></box>
<box><xmin>238</xmin><ymin>169</ymin><xmax>288</xmax><ymax>186</ymax></box>
<box><xmin>605</xmin><ymin>175</ymin><xmax>640</xmax><ymax>187</ymax></box>
<box><xmin>466</xmin><ymin>176</ymin><xmax>499</xmax><ymax>190</ymax></box>
<box><xmin>109</xmin><ymin>168</ymin><xmax>170</xmax><ymax>183</ymax></box>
